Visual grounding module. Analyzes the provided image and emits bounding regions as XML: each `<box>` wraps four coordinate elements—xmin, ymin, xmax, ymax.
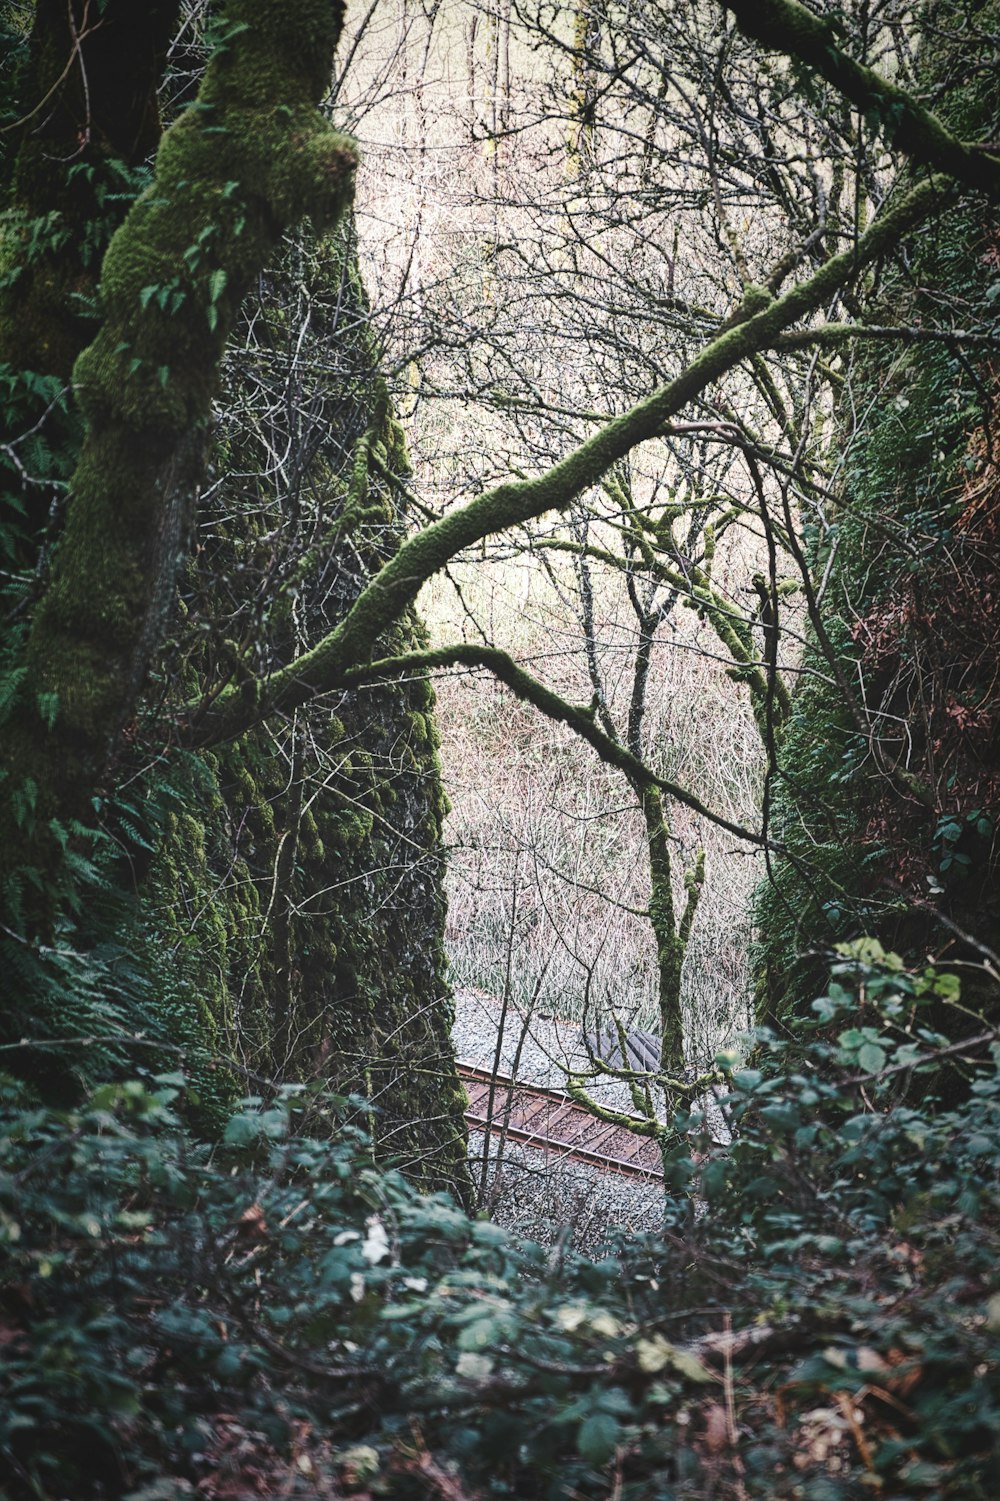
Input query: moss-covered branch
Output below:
<box><xmin>331</xmin><ymin>642</ymin><xmax>772</xmax><ymax>848</ymax></box>
<box><xmin>564</xmin><ymin>1076</ymin><xmax>666</xmax><ymax>1140</ymax></box>
<box><xmin>720</xmin><ymin>0</ymin><xmax>1000</xmax><ymax>199</ymax></box>
<box><xmin>192</xmin><ymin>171</ymin><xmax>947</xmax><ymax>747</ymax></box>
<box><xmin>679</xmin><ymin>850</ymin><xmax>706</xmax><ymax>948</ymax></box>
<box><xmin>775</xmin><ymin>322</ymin><xmax>1000</xmax><ymax>352</ymax></box>
<box><xmin>566</xmin><ymin>1062</ymin><xmax>718</xmax><ymax>1124</ymax></box>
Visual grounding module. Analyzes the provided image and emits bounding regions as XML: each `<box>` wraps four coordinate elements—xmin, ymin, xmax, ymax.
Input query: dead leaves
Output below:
<box><xmin>779</xmin><ymin>1343</ymin><xmax>924</xmax><ymax>1483</ymax></box>
<box><xmin>237</xmin><ymin>1203</ymin><xmax>268</xmax><ymax>1241</ymax></box>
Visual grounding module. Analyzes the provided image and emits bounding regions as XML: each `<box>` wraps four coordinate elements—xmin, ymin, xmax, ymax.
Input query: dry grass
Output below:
<box><xmin>422</xmin><ymin>547</ymin><xmax>762</xmax><ymax>1068</ymax></box>
<box><xmin>335</xmin><ymin>0</ymin><xmax>806</xmax><ymax>1067</ymax></box>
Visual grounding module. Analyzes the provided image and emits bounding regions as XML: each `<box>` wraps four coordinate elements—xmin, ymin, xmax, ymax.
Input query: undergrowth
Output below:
<box><xmin>2</xmin><ymin>943</ymin><xmax>999</xmax><ymax>1499</ymax></box>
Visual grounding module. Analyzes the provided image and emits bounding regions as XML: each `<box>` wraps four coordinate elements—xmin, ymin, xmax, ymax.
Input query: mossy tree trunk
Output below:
<box><xmin>0</xmin><ymin>4</ymin><xmax>471</xmax><ymax>1200</ymax></box>
<box><xmin>753</xmin><ymin>1</ymin><xmax>1000</xmax><ymax>1024</ymax></box>
<box><xmin>0</xmin><ymin>0</ymin><xmax>357</xmax><ymax>904</ymax></box>
<box><xmin>138</xmin><ymin>226</ymin><xmax>471</xmax><ymax>1194</ymax></box>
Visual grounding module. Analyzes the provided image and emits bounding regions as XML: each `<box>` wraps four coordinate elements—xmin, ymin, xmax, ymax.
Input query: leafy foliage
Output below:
<box><xmin>3</xmin><ymin>948</ymin><xmax>999</xmax><ymax>1498</ymax></box>
<box><xmin>754</xmin><ymin>5</ymin><xmax>1000</xmax><ymax>1022</ymax></box>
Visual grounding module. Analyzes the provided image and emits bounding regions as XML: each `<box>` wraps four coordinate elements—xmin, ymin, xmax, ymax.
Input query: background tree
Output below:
<box><xmin>3</xmin><ymin>0</ymin><xmax>999</xmax><ymax>1186</ymax></box>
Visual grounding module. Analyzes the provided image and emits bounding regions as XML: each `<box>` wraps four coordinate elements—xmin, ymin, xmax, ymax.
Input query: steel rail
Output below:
<box><xmin>457</xmin><ymin>1061</ymin><xmax>664</xmax><ymax>1182</ymax></box>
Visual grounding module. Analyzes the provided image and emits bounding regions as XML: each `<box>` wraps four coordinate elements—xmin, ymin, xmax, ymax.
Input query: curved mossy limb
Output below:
<box><xmin>192</xmin><ymin>170</ymin><xmax>947</xmax><ymax>748</ymax></box>
<box><xmin>1</xmin><ymin>0</ymin><xmax>357</xmax><ymax>897</ymax></box>
<box><xmin>754</xmin><ymin>5</ymin><xmax>1000</xmax><ymax>1025</ymax></box>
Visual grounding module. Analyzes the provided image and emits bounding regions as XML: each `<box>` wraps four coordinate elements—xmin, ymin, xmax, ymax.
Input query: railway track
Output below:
<box><xmin>457</xmin><ymin>1061</ymin><xmax>663</xmax><ymax>1181</ymax></box>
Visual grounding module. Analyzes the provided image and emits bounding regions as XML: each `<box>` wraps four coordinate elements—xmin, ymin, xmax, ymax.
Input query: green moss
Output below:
<box><xmin>132</xmin><ymin>220</ymin><xmax>471</xmax><ymax>1200</ymax></box>
<box><xmin>137</xmin><ymin>799</ymin><xmax>241</xmax><ymax>1133</ymax></box>
<box><xmin>1</xmin><ymin>0</ymin><xmax>357</xmax><ymax>896</ymax></box>
<box><xmin>754</xmin><ymin>4</ymin><xmax>1000</xmax><ymax>1024</ymax></box>
<box><xmin>406</xmin><ymin>710</ymin><xmax>435</xmax><ymax>747</ymax></box>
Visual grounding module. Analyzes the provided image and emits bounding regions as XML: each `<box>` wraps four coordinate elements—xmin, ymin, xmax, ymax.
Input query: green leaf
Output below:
<box><xmin>36</xmin><ymin>690</ymin><xmax>58</xmax><ymax>729</ymax></box>
<box><xmin>577</xmin><ymin>1411</ymin><xmax>618</xmax><ymax>1465</ymax></box>
<box><xmin>215</xmin><ymin>1345</ymin><xmax>248</xmax><ymax>1378</ymax></box>
<box><xmin>456</xmin><ymin>1314</ymin><xmax>510</xmax><ymax>1351</ymax></box>
<box><xmin>223</xmin><ymin>1113</ymin><xmax>259</xmax><ymax>1145</ymax></box>
<box><xmin>636</xmin><ymin>1333</ymin><xmax>712</xmax><ymax>1382</ymax></box>
<box><xmin>893</xmin><ymin>1043</ymin><xmax>923</xmax><ymax>1068</ymax></box>
<box><xmin>857</xmin><ymin>1042</ymin><xmax>886</xmax><ymax>1074</ymax></box>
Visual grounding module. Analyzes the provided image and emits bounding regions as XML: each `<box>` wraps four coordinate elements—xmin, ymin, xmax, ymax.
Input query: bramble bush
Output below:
<box><xmin>2</xmin><ymin>942</ymin><xmax>999</xmax><ymax>1499</ymax></box>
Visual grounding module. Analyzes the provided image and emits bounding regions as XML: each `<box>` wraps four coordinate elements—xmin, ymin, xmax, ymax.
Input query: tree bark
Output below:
<box><xmin>1</xmin><ymin>0</ymin><xmax>357</xmax><ymax>903</ymax></box>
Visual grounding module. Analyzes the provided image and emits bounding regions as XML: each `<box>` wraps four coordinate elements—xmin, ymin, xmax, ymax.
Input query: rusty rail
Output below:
<box><xmin>457</xmin><ymin>1061</ymin><xmax>663</xmax><ymax>1181</ymax></box>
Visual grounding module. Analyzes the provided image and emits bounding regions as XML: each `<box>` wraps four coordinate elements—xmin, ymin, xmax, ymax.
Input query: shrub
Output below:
<box><xmin>2</xmin><ymin>944</ymin><xmax>999</xmax><ymax>1498</ymax></box>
